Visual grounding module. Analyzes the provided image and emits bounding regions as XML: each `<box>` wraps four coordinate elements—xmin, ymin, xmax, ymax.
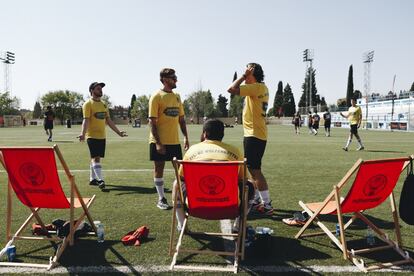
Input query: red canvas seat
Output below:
<box><xmin>295</xmin><ymin>157</ymin><xmax>414</xmax><ymax>272</ymax></box>
<box><xmin>0</xmin><ymin>146</ymin><xmax>97</xmax><ymax>270</ymax></box>
<box><xmin>169</xmin><ymin>159</ymin><xmax>248</xmax><ymax>273</ymax></box>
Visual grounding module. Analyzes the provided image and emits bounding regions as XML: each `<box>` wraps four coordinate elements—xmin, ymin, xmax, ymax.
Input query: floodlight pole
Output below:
<box><xmin>0</xmin><ymin>51</ymin><xmax>15</xmax><ymax>95</ymax></box>
<box><xmin>363</xmin><ymin>50</ymin><xmax>374</xmax><ymax>129</ymax></box>
<box><xmin>303</xmin><ymin>49</ymin><xmax>314</xmax><ymax>113</ymax></box>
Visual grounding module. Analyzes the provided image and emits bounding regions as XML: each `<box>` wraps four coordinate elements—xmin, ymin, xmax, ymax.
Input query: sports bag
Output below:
<box><xmin>399</xmin><ymin>158</ymin><xmax>414</xmax><ymax>225</ymax></box>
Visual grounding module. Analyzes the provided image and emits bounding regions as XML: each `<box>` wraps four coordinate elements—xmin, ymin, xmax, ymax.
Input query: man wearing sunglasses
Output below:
<box><xmin>149</xmin><ymin>68</ymin><xmax>189</xmax><ymax>210</ymax></box>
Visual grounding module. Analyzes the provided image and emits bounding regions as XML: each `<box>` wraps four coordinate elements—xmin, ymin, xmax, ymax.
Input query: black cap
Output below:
<box><xmin>89</xmin><ymin>82</ymin><xmax>105</xmax><ymax>92</ymax></box>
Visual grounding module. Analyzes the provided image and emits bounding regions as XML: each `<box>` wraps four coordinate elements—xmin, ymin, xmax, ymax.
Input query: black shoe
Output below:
<box><xmin>97</xmin><ymin>180</ymin><xmax>106</xmax><ymax>189</ymax></box>
<box><xmin>157</xmin><ymin>197</ymin><xmax>171</xmax><ymax>210</ymax></box>
<box><xmin>89</xmin><ymin>179</ymin><xmax>99</xmax><ymax>186</ymax></box>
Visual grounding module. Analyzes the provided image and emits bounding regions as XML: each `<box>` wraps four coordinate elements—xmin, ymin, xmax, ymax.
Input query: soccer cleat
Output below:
<box><xmin>157</xmin><ymin>197</ymin><xmax>171</xmax><ymax>210</ymax></box>
<box><xmin>251</xmin><ymin>197</ymin><xmax>262</xmax><ymax>211</ymax></box>
<box><xmin>97</xmin><ymin>180</ymin><xmax>106</xmax><ymax>189</ymax></box>
<box><xmin>47</xmin><ymin>137</ymin><xmax>52</xmax><ymax>142</ymax></box>
<box><xmin>342</xmin><ymin>147</ymin><xmax>348</xmax><ymax>152</ymax></box>
<box><xmin>89</xmin><ymin>179</ymin><xmax>99</xmax><ymax>186</ymax></box>
<box><xmin>356</xmin><ymin>146</ymin><xmax>365</xmax><ymax>151</ymax></box>
<box><xmin>256</xmin><ymin>201</ymin><xmax>274</xmax><ymax>215</ymax></box>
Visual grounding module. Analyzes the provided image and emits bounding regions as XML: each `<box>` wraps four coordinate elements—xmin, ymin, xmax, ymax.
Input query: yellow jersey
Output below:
<box><xmin>348</xmin><ymin>105</ymin><xmax>362</xmax><ymax>125</ymax></box>
<box><xmin>240</xmin><ymin>83</ymin><xmax>269</xmax><ymax>141</ymax></box>
<box><xmin>149</xmin><ymin>90</ymin><xmax>184</xmax><ymax>145</ymax></box>
<box><xmin>82</xmin><ymin>99</ymin><xmax>109</xmax><ymax>139</ymax></box>
<box><xmin>180</xmin><ymin>140</ymin><xmax>244</xmax><ymax>179</ymax></box>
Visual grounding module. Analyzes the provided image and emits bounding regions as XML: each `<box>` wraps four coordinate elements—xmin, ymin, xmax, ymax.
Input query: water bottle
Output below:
<box><xmin>366</xmin><ymin>227</ymin><xmax>375</xmax><ymax>246</ymax></box>
<box><xmin>335</xmin><ymin>223</ymin><xmax>340</xmax><ymax>237</ymax></box>
<box><xmin>94</xmin><ymin>221</ymin><xmax>104</xmax><ymax>243</ymax></box>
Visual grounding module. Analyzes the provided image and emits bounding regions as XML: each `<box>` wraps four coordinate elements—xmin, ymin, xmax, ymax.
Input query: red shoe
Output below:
<box><xmin>121</xmin><ymin>225</ymin><xmax>150</xmax><ymax>246</ymax></box>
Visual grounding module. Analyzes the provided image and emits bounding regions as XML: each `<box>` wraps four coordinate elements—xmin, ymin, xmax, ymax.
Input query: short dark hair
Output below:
<box><xmin>160</xmin><ymin>68</ymin><xmax>176</xmax><ymax>83</ymax></box>
<box><xmin>247</xmin><ymin>63</ymin><xmax>264</xmax><ymax>83</ymax></box>
<box><xmin>203</xmin><ymin>119</ymin><xmax>224</xmax><ymax>141</ymax></box>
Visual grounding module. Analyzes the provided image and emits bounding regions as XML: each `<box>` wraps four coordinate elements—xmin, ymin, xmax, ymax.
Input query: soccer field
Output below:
<box><xmin>0</xmin><ymin>124</ymin><xmax>413</xmax><ymax>274</ymax></box>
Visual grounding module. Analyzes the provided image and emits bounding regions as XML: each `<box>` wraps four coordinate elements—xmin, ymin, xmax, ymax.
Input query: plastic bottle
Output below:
<box><xmin>95</xmin><ymin>221</ymin><xmax>104</xmax><ymax>243</ymax></box>
<box><xmin>335</xmin><ymin>223</ymin><xmax>340</xmax><ymax>237</ymax></box>
<box><xmin>366</xmin><ymin>227</ymin><xmax>375</xmax><ymax>246</ymax></box>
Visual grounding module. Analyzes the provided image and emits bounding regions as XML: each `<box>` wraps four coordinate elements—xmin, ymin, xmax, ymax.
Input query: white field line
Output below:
<box><xmin>0</xmin><ymin>169</ymin><xmax>174</xmax><ymax>173</ymax></box>
<box><xmin>0</xmin><ymin>265</ymin><xmax>413</xmax><ymax>274</ymax></box>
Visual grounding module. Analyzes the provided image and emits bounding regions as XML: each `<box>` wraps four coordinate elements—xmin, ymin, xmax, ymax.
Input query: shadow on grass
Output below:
<box><xmin>59</xmin><ymin>239</ymin><xmax>147</xmax><ymax>275</ymax></box>
<box><xmin>102</xmin><ymin>185</ymin><xmax>171</xmax><ymax>196</ymax></box>
<box><xmin>173</xmin><ymin>233</ymin><xmax>330</xmax><ymax>275</ymax></box>
<box><xmin>364</xmin><ymin>149</ymin><xmax>406</xmax><ymax>153</ymax></box>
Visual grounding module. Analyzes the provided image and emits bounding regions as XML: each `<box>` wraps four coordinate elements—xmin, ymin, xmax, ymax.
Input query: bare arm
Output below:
<box><xmin>227</xmin><ymin>75</ymin><xmax>245</xmax><ymax>95</ymax></box>
<box><xmin>179</xmin><ymin>116</ymin><xmax>189</xmax><ymax>150</ymax></box>
<box><xmin>78</xmin><ymin>118</ymin><xmax>90</xmax><ymax>141</ymax></box>
<box><xmin>340</xmin><ymin>112</ymin><xmax>349</xmax><ymax>118</ymax></box>
<box><xmin>149</xmin><ymin>117</ymin><xmax>165</xmax><ymax>154</ymax></box>
<box><xmin>106</xmin><ymin>117</ymin><xmax>127</xmax><ymax>137</ymax></box>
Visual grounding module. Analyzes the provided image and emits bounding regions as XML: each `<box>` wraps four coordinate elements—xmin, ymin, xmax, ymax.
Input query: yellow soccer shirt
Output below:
<box><xmin>149</xmin><ymin>90</ymin><xmax>184</xmax><ymax>145</ymax></box>
<box><xmin>82</xmin><ymin>99</ymin><xmax>109</xmax><ymax>139</ymax></box>
<box><xmin>180</xmin><ymin>140</ymin><xmax>244</xmax><ymax>179</ymax></box>
<box><xmin>348</xmin><ymin>105</ymin><xmax>362</xmax><ymax>125</ymax></box>
<box><xmin>239</xmin><ymin>83</ymin><xmax>269</xmax><ymax>141</ymax></box>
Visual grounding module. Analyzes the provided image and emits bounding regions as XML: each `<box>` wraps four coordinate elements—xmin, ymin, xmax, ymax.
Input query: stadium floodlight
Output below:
<box><xmin>303</xmin><ymin>49</ymin><xmax>314</xmax><ymax>112</ymax></box>
<box><xmin>6</xmin><ymin>51</ymin><xmax>15</xmax><ymax>64</ymax></box>
<box><xmin>363</xmin><ymin>50</ymin><xmax>374</xmax><ymax>129</ymax></box>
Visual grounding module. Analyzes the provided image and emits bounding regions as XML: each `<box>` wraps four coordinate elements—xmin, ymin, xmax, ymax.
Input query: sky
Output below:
<box><xmin>0</xmin><ymin>0</ymin><xmax>413</xmax><ymax>110</ymax></box>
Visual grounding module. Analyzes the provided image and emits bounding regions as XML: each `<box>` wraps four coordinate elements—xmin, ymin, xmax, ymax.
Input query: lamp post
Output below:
<box><xmin>363</xmin><ymin>50</ymin><xmax>374</xmax><ymax>129</ymax></box>
<box><xmin>0</xmin><ymin>51</ymin><xmax>15</xmax><ymax>94</ymax></box>
<box><xmin>303</xmin><ymin>49</ymin><xmax>314</xmax><ymax>113</ymax></box>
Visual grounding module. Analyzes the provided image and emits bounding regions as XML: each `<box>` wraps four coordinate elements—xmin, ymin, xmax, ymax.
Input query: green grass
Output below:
<box><xmin>1</xmin><ymin>124</ymin><xmax>414</xmax><ymax>274</ymax></box>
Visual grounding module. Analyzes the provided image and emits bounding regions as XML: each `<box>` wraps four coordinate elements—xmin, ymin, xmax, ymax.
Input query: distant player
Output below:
<box><xmin>340</xmin><ymin>97</ymin><xmax>364</xmax><ymax>151</ymax></box>
<box><xmin>78</xmin><ymin>82</ymin><xmax>127</xmax><ymax>189</ymax></box>
<box><xmin>323</xmin><ymin>108</ymin><xmax>331</xmax><ymax>137</ymax></box>
<box><xmin>307</xmin><ymin>111</ymin><xmax>313</xmax><ymax>134</ymax></box>
<box><xmin>44</xmin><ymin>106</ymin><xmax>55</xmax><ymax>142</ymax></box>
<box><xmin>312</xmin><ymin>112</ymin><xmax>320</xmax><ymax>135</ymax></box>
<box><xmin>227</xmin><ymin>63</ymin><xmax>274</xmax><ymax>215</ymax></box>
<box><xmin>293</xmin><ymin>111</ymin><xmax>301</xmax><ymax>135</ymax></box>
<box><xmin>149</xmin><ymin>68</ymin><xmax>189</xmax><ymax>210</ymax></box>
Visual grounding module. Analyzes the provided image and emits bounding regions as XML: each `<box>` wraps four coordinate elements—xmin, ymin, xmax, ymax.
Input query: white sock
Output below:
<box><xmin>254</xmin><ymin>189</ymin><xmax>261</xmax><ymax>201</ymax></box>
<box><xmin>176</xmin><ymin>199</ymin><xmax>185</xmax><ymax>228</ymax></box>
<box><xmin>259</xmin><ymin>190</ymin><xmax>270</xmax><ymax>204</ymax></box>
<box><xmin>345</xmin><ymin>139</ymin><xmax>352</xmax><ymax>148</ymax></box>
<box><xmin>154</xmin><ymin>178</ymin><xmax>165</xmax><ymax>200</ymax></box>
<box><xmin>92</xmin><ymin>162</ymin><xmax>103</xmax><ymax>181</ymax></box>
<box><xmin>90</xmin><ymin>163</ymin><xmax>97</xmax><ymax>181</ymax></box>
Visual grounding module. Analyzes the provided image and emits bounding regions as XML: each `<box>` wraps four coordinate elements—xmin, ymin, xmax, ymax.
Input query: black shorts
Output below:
<box><xmin>324</xmin><ymin>121</ymin><xmax>331</xmax><ymax>128</ymax></box>
<box><xmin>244</xmin><ymin>136</ymin><xmax>266</xmax><ymax>170</ymax></box>
<box><xmin>87</xmin><ymin>138</ymin><xmax>106</xmax><ymax>158</ymax></box>
<box><xmin>312</xmin><ymin>124</ymin><xmax>319</xmax><ymax>130</ymax></box>
<box><xmin>149</xmin><ymin>143</ymin><xmax>183</xmax><ymax>161</ymax></box>
<box><xmin>350</xmin><ymin>124</ymin><xmax>358</xmax><ymax>135</ymax></box>
<box><xmin>44</xmin><ymin>121</ymin><xmax>53</xmax><ymax>130</ymax></box>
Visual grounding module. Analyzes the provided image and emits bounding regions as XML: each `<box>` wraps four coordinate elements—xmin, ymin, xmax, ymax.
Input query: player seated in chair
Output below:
<box><xmin>173</xmin><ymin>119</ymin><xmax>255</xmax><ymax>232</ymax></box>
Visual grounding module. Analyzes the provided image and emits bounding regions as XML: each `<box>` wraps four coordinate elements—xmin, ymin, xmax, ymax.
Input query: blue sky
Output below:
<box><xmin>1</xmin><ymin>0</ymin><xmax>413</xmax><ymax>109</ymax></box>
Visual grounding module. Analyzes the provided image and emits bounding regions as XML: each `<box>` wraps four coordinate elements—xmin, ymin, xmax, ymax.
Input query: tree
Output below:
<box><xmin>346</xmin><ymin>65</ymin><xmax>354</xmax><ymax>107</ymax></box>
<box><xmin>282</xmin><ymin>83</ymin><xmax>296</xmax><ymax>116</ymax></box>
<box><xmin>273</xmin><ymin>81</ymin><xmax>284</xmax><ymax>116</ymax></box>
<box><xmin>410</xmin><ymin>82</ymin><xmax>414</xmax><ymax>92</ymax></box>
<box><xmin>0</xmin><ymin>92</ymin><xmax>20</xmax><ymax>115</ymax></box>
<box><xmin>216</xmin><ymin>94</ymin><xmax>228</xmax><ymax>117</ymax></box>
<box><xmin>130</xmin><ymin>95</ymin><xmax>149</xmax><ymax>121</ymax></box>
<box><xmin>298</xmin><ymin>68</ymin><xmax>320</xmax><ymax>110</ymax></box>
<box><xmin>186</xmin><ymin>90</ymin><xmax>216</xmax><ymax>124</ymax></box>
<box><xmin>337</xmin><ymin>98</ymin><xmax>347</xmax><ymax>108</ymax></box>
<box><xmin>41</xmin><ymin>90</ymin><xmax>84</xmax><ymax>122</ymax></box>
<box><xmin>320</xmin><ymin>97</ymin><xmax>327</xmax><ymax>110</ymax></box>
<box><xmin>33</xmin><ymin>101</ymin><xmax>42</xmax><ymax>119</ymax></box>
<box><xmin>354</xmin><ymin>90</ymin><xmax>362</xmax><ymax>99</ymax></box>
<box><xmin>128</xmin><ymin>94</ymin><xmax>137</xmax><ymax>119</ymax></box>
<box><xmin>229</xmin><ymin>95</ymin><xmax>244</xmax><ymax>122</ymax></box>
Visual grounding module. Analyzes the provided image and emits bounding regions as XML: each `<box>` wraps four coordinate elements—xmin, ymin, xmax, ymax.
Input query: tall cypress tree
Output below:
<box><xmin>298</xmin><ymin>68</ymin><xmax>319</xmax><ymax>109</ymax></box>
<box><xmin>282</xmin><ymin>83</ymin><xmax>296</xmax><ymax>116</ymax></box>
<box><xmin>33</xmin><ymin>101</ymin><xmax>42</xmax><ymax>119</ymax></box>
<box><xmin>273</xmin><ymin>81</ymin><xmax>284</xmax><ymax>116</ymax></box>
<box><xmin>128</xmin><ymin>94</ymin><xmax>137</xmax><ymax>119</ymax></box>
<box><xmin>346</xmin><ymin>65</ymin><xmax>354</xmax><ymax>107</ymax></box>
<box><xmin>410</xmin><ymin>82</ymin><xmax>414</xmax><ymax>92</ymax></box>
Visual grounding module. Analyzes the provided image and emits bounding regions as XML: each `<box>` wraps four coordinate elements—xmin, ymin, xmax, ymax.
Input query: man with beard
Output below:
<box><xmin>149</xmin><ymin>68</ymin><xmax>189</xmax><ymax>210</ymax></box>
<box><xmin>78</xmin><ymin>82</ymin><xmax>127</xmax><ymax>189</ymax></box>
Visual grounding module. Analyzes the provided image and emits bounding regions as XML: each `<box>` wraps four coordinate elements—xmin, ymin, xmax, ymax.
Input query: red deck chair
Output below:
<box><xmin>0</xmin><ymin>146</ymin><xmax>97</xmax><ymax>270</ymax></box>
<box><xmin>169</xmin><ymin>158</ymin><xmax>248</xmax><ymax>273</ymax></box>
<box><xmin>295</xmin><ymin>156</ymin><xmax>414</xmax><ymax>272</ymax></box>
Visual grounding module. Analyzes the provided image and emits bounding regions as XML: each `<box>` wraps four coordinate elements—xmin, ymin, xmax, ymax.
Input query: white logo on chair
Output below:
<box><xmin>363</xmin><ymin>174</ymin><xmax>387</xmax><ymax>197</ymax></box>
<box><xmin>199</xmin><ymin>175</ymin><xmax>225</xmax><ymax>195</ymax></box>
<box><xmin>19</xmin><ymin>163</ymin><xmax>45</xmax><ymax>186</ymax></box>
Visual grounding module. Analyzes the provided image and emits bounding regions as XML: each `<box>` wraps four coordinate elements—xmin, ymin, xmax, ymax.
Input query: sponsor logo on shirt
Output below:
<box><xmin>163</xmin><ymin>107</ymin><xmax>180</xmax><ymax>117</ymax></box>
<box><xmin>94</xmin><ymin>112</ymin><xmax>106</xmax><ymax>120</ymax></box>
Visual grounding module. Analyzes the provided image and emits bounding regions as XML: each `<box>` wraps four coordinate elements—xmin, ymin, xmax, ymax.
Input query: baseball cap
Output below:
<box><xmin>89</xmin><ymin>82</ymin><xmax>106</xmax><ymax>92</ymax></box>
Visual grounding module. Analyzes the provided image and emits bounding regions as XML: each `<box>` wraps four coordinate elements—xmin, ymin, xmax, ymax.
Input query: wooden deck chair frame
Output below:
<box><xmin>295</xmin><ymin>156</ymin><xmax>414</xmax><ymax>272</ymax></box>
<box><xmin>0</xmin><ymin>145</ymin><xmax>97</xmax><ymax>270</ymax></box>
<box><xmin>169</xmin><ymin>158</ymin><xmax>248</xmax><ymax>273</ymax></box>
